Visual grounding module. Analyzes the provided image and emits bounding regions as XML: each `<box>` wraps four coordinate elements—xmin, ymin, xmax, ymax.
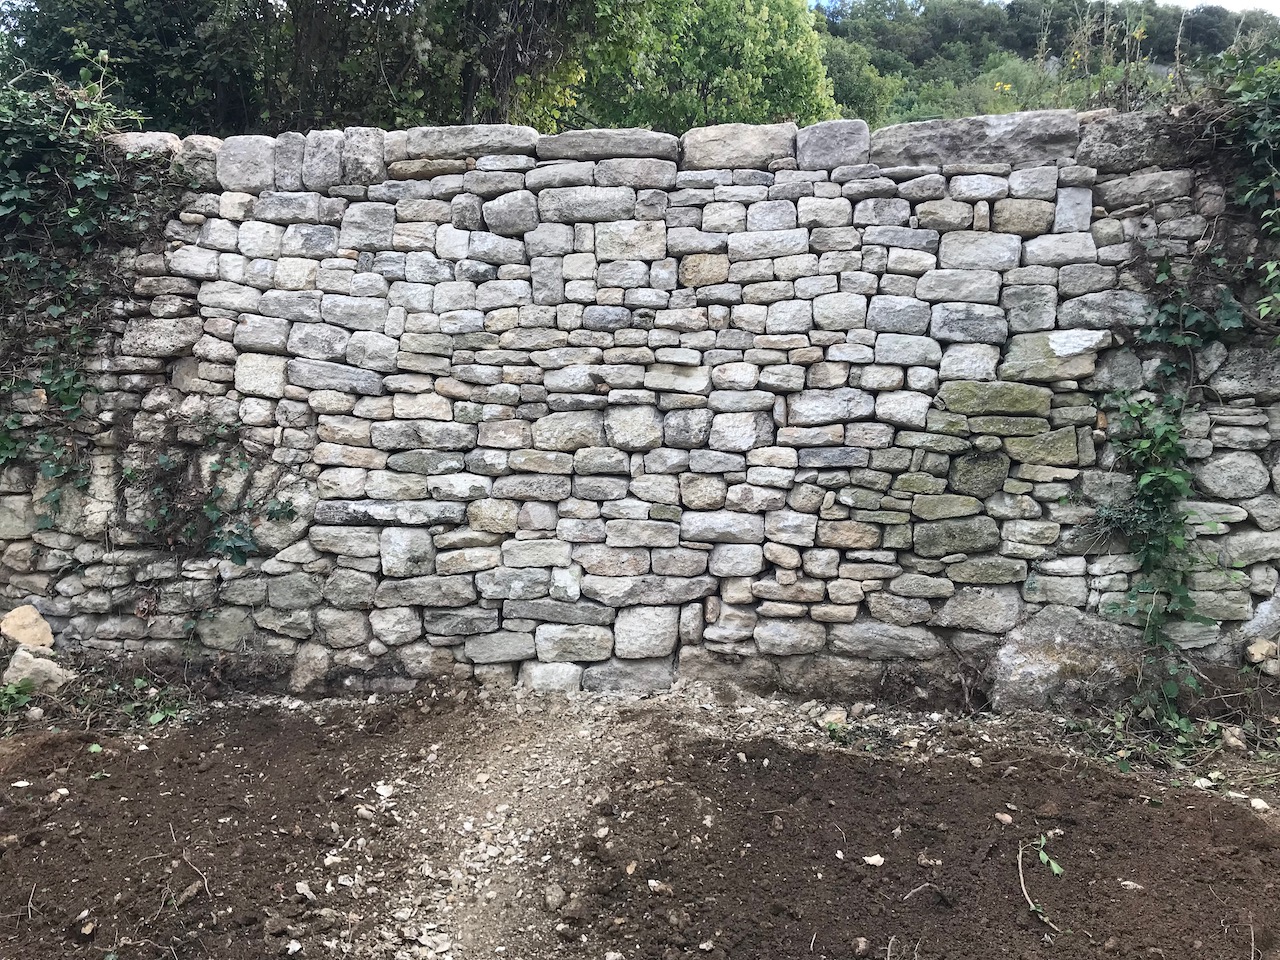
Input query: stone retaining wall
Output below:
<box><xmin>3</xmin><ymin>110</ymin><xmax>1279</xmax><ymax>705</ymax></box>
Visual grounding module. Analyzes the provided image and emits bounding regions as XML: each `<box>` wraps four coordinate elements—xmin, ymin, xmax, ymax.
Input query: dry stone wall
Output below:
<box><xmin>3</xmin><ymin>110</ymin><xmax>1280</xmax><ymax>704</ymax></box>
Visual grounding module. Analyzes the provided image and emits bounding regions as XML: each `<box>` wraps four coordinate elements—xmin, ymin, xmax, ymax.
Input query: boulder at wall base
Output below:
<box><xmin>987</xmin><ymin>605</ymin><xmax>1142</xmax><ymax>712</ymax></box>
<box><xmin>1</xmin><ymin>605</ymin><xmax>54</xmax><ymax>649</ymax></box>
<box><xmin>3</xmin><ymin>647</ymin><xmax>76</xmax><ymax>694</ymax></box>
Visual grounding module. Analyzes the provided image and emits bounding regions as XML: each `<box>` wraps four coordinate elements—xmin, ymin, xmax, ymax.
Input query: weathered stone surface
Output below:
<box><xmin>796</xmin><ymin>120</ymin><xmax>870</xmax><ymax>170</ymax></box>
<box><xmin>937</xmin><ymin>233</ymin><xmax>1022</xmax><ymax>270</ymax></box>
<box><xmin>3</xmin><ymin>647</ymin><xmax>75</xmax><ymax>693</ymax></box>
<box><xmin>988</xmin><ymin>605</ymin><xmax>1142</xmax><ymax>712</ymax></box>
<box><xmin>581</xmin><ymin>657</ymin><xmax>673</xmax><ymax>692</ymax></box>
<box><xmin>484</xmin><ymin>190</ymin><xmax>539</xmax><ymax>236</ymax></box>
<box><xmin>466</xmin><ymin>631</ymin><xmax>536</xmax><ymax>664</ymax></box>
<box><xmin>998</xmin><ymin>330</ymin><xmax>1109</xmax><ymax>381</ymax></box>
<box><xmin>1076</xmin><ymin>112</ymin><xmax>1188</xmax><ymax>172</ymax></box>
<box><xmin>614</xmin><ymin>606</ymin><xmax>679</xmax><ymax>658</ymax></box>
<box><xmin>1003</xmin><ymin>427</ymin><xmax>1079</xmax><ymax>466</ymax></box>
<box><xmin>122</xmin><ymin>317</ymin><xmax>204</xmax><ymax>358</ymax></box>
<box><xmin>407</xmin><ymin>124</ymin><xmax>539</xmax><ymax>158</ymax></box>
<box><xmin>216</xmin><ymin>135</ymin><xmax>276</xmax><ymax>193</ymax></box>
<box><xmin>581</xmin><ymin>575</ymin><xmax>717</xmax><ymax>607</ymax></box>
<box><xmin>171</xmin><ymin>135</ymin><xmax>221</xmax><ymax>189</ymax></box>
<box><xmin>1057</xmin><ymin>290</ymin><xmax>1151</xmax><ymax>329</ymax></box>
<box><xmin>829</xmin><ymin>621</ymin><xmax>943</xmax><ymax>659</ymax></box>
<box><xmin>538</xmin><ymin>128</ymin><xmax>679</xmax><ymax>161</ymax></box>
<box><xmin>595</xmin><ymin>220</ymin><xmax>666</xmax><ymax>260</ymax></box>
<box><xmin>374</xmin><ymin>575</ymin><xmax>477</xmax><ymax>607</ymax></box>
<box><xmin>755</xmin><ymin>618</ymin><xmax>827</xmax><ymax>655</ymax></box>
<box><xmin>1208</xmin><ymin>346</ymin><xmax>1280</xmax><ymax>402</ymax></box>
<box><xmin>538</xmin><ymin>187</ymin><xmax>636</xmax><ymax>222</ymax></box>
<box><xmin>288</xmin><ymin>359</ymin><xmax>384</xmax><ymax>396</ymax></box>
<box><xmin>871</xmin><ymin>111</ymin><xmax>1079</xmax><ymax>167</ymax></box>
<box><xmin>937</xmin><ymin>380</ymin><xmax>1051</xmax><ymax>416</ymax></box>
<box><xmin>930</xmin><ymin>586</ymin><xmax>1023</xmax><ymax>633</ymax></box>
<box><xmin>303</xmin><ymin>130</ymin><xmax>344</xmax><ymax>190</ymax></box>
<box><xmin>1194</xmin><ymin>451</ymin><xmax>1271</xmax><ymax>500</ymax></box>
<box><xmin>681</xmin><ymin>123</ymin><xmax>797</xmax><ymax>170</ymax></box>
<box><xmin>533</xmin><ymin>412</ymin><xmax>606</xmax><ymax>451</ymax></box>
<box><xmin>535</xmin><ymin>624</ymin><xmax>613</xmax><ymax>662</ymax></box>
<box><xmin>1095</xmin><ymin>170</ymin><xmax>1193</xmax><ymax>208</ymax></box>
<box><xmin>0</xmin><ymin>605</ymin><xmax>54</xmax><ymax>648</ymax></box>
<box><xmin>914</xmin><ymin>517</ymin><xmax>1000</xmax><ymax>557</ymax></box>
<box><xmin>518</xmin><ymin>661</ymin><xmax>584</xmax><ymax>691</ymax></box>
<box><xmin>342</xmin><ymin>126</ymin><xmax>386</xmax><ymax>183</ymax></box>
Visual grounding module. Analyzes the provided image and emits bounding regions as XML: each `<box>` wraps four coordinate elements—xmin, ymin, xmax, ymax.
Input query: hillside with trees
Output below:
<box><xmin>0</xmin><ymin>0</ymin><xmax>1277</xmax><ymax>135</ymax></box>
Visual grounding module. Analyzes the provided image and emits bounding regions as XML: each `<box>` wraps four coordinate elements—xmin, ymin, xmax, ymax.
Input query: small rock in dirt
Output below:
<box><xmin>819</xmin><ymin>707</ymin><xmax>848</xmax><ymax>727</ymax></box>
<box><xmin>3</xmin><ymin>647</ymin><xmax>76</xmax><ymax>693</ymax></box>
<box><xmin>853</xmin><ymin>938</ymin><xmax>872</xmax><ymax>956</ymax></box>
<box><xmin>24</xmin><ymin>706</ymin><xmax>44</xmax><ymax>722</ymax></box>
<box><xmin>1246</xmin><ymin>638</ymin><xmax>1277</xmax><ymax>664</ymax></box>
<box><xmin>544</xmin><ymin>883</ymin><xmax>566</xmax><ymax>911</ymax></box>
<box><xmin>1251</xmin><ymin>798</ymin><xmax>1271</xmax><ymax>812</ymax></box>
<box><xmin>1223</xmin><ymin>726</ymin><xmax>1247</xmax><ymax>751</ymax></box>
<box><xmin>1</xmin><ymin>606</ymin><xmax>54</xmax><ymax>649</ymax></box>
<box><xmin>994</xmin><ymin>812</ymin><xmax>1013</xmax><ymax>825</ymax></box>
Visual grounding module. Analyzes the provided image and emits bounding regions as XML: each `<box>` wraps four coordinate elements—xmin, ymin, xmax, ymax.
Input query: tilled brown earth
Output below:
<box><xmin>0</xmin><ymin>685</ymin><xmax>1277</xmax><ymax>960</ymax></box>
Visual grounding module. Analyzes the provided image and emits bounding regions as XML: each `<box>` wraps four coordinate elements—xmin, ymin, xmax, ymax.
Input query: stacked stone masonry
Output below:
<box><xmin>3</xmin><ymin>109</ymin><xmax>1280</xmax><ymax>703</ymax></box>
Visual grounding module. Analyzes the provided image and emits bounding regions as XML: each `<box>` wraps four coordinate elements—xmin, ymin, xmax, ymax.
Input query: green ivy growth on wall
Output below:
<box><xmin>0</xmin><ymin>46</ymin><xmax>170</xmax><ymax>484</ymax></box>
<box><xmin>1094</xmin><ymin>42</ymin><xmax>1280</xmax><ymax>751</ymax></box>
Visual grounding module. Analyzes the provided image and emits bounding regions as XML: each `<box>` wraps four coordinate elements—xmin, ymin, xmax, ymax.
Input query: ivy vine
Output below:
<box><xmin>1</xmin><ymin>47</ymin><xmax>170</xmax><ymax>480</ymax></box>
<box><xmin>1091</xmin><ymin>42</ymin><xmax>1280</xmax><ymax>751</ymax></box>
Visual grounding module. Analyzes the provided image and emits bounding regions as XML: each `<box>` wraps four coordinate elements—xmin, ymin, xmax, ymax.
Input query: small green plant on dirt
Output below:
<box><xmin>118</xmin><ymin>677</ymin><xmax>187</xmax><ymax>726</ymax></box>
<box><xmin>0</xmin><ymin>679</ymin><xmax>35</xmax><ymax>715</ymax></box>
<box><xmin>825</xmin><ymin>722</ymin><xmax>851</xmax><ymax>745</ymax></box>
<box><xmin>1030</xmin><ymin>833</ymin><xmax>1065</xmax><ymax>877</ymax></box>
<box><xmin>1017</xmin><ymin>834</ymin><xmax>1066</xmax><ymax>936</ymax></box>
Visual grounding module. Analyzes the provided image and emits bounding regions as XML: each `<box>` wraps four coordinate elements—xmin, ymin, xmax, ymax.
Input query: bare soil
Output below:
<box><xmin>0</xmin><ymin>682</ymin><xmax>1277</xmax><ymax>960</ymax></box>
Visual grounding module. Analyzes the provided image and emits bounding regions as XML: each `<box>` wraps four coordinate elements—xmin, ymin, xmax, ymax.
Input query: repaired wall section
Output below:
<box><xmin>2</xmin><ymin>110</ymin><xmax>1279</xmax><ymax>707</ymax></box>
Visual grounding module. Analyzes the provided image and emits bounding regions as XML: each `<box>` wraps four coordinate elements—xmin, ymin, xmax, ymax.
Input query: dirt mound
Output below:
<box><xmin>0</xmin><ymin>689</ymin><xmax>1277</xmax><ymax>959</ymax></box>
<box><xmin>0</xmin><ymin>701</ymin><xmax>444</xmax><ymax>959</ymax></box>
<box><xmin>561</xmin><ymin>741</ymin><xmax>1279</xmax><ymax>959</ymax></box>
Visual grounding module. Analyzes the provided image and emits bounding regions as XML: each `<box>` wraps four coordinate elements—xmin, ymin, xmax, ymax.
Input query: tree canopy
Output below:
<box><xmin>1</xmin><ymin>0</ymin><xmax>1278</xmax><ymax>135</ymax></box>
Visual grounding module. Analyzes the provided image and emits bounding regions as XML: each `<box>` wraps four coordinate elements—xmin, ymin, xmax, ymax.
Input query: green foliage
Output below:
<box><xmin>0</xmin><ymin>679</ymin><xmax>35</xmax><ymax>715</ymax></box>
<box><xmin>1136</xmin><ymin>257</ymin><xmax>1247</xmax><ymax>379</ymax></box>
<box><xmin>1199</xmin><ymin>41</ymin><xmax>1280</xmax><ymax>328</ymax></box>
<box><xmin>0</xmin><ymin>49</ymin><xmax>171</xmax><ymax>482</ymax></box>
<box><xmin>578</xmin><ymin>0</ymin><xmax>838</xmax><ymax>131</ymax></box>
<box><xmin>1</xmin><ymin>0</ymin><xmax>258</xmax><ymax>133</ymax></box>
<box><xmin>820</xmin><ymin>35</ymin><xmax>902</xmax><ymax>126</ymax></box>
<box><xmin>122</xmin><ymin>438</ymin><xmax>286</xmax><ymax>565</ymax></box>
<box><xmin>1031</xmin><ymin>834</ymin><xmax>1064</xmax><ymax>878</ymax></box>
<box><xmin>118</xmin><ymin>677</ymin><xmax>185</xmax><ymax>725</ymax></box>
<box><xmin>3</xmin><ymin>0</ymin><xmax>654</xmax><ymax>133</ymax></box>
<box><xmin>5</xmin><ymin>0</ymin><xmax>1276</xmax><ymax>133</ymax></box>
<box><xmin>819</xmin><ymin>0</ymin><xmax>1278</xmax><ymax>125</ymax></box>
<box><xmin>1099</xmin><ymin>390</ymin><xmax>1208</xmax><ymax>727</ymax></box>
